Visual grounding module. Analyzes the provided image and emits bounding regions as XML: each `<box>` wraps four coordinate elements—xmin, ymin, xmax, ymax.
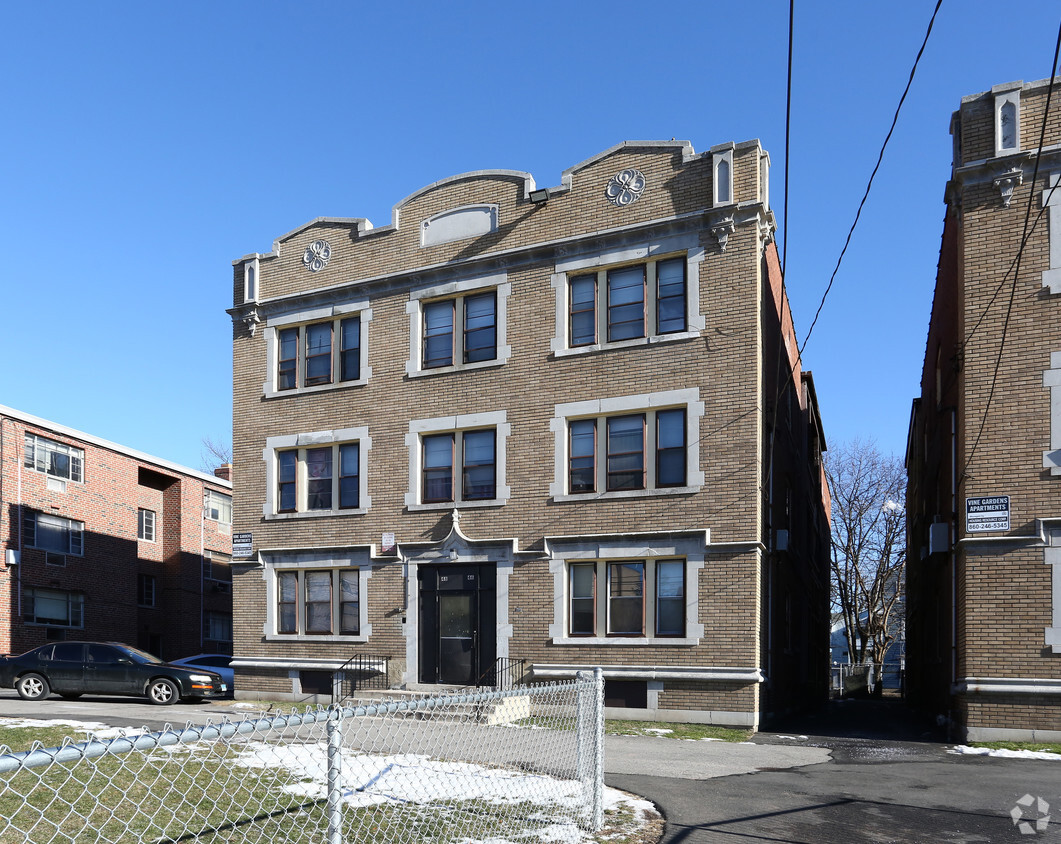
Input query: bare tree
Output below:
<box><xmin>200</xmin><ymin>435</ymin><xmax>232</xmax><ymax>473</ymax></box>
<box><xmin>825</xmin><ymin>439</ymin><xmax>906</xmax><ymax>691</ymax></box>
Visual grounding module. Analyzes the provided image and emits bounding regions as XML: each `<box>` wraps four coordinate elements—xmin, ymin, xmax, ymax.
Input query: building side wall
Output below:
<box><xmin>0</xmin><ymin>412</ymin><xmax>232</xmax><ymax>661</ymax></box>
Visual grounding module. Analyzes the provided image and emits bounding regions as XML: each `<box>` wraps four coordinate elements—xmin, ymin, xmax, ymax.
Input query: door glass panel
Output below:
<box><xmin>440</xmin><ymin>594</ymin><xmax>473</xmax><ymax>638</ymax></box>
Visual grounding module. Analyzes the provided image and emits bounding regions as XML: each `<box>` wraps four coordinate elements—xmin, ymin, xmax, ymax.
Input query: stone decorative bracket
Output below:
<box><xmin>993</xmin><ymin>167</ymin><xmax>1024</xmax><ymax>208</ymax></box>
<box><xmin>711</xmin><ymin>218</ymin><xmax>735</xmax><ymax>252</ymax></box>
<box><xmin>243</xmin><ymin>308</ymin><xmax>261</xmax><ymax>337</ymax></box>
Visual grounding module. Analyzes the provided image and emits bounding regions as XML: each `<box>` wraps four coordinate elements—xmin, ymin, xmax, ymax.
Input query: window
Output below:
<box><xmin>273</xmin><ymin>441</ymin><xmax>363</xmax><ymax>514</ymax></box>
<box><xmin>24</xmin><ymin>434</ymin><xmax>84</xmax><ymax>483</ymax></box>
<box><xmin>275</xmin><ymin>569</ymin><xmax>360</xmax><ymax>636</ymax></box>
<box><xmin>421</xmin><ymin>430</ymin><xmax>496</xmax><ymax>503</ymax></box>
<box><xmin>566</xmin><ymin>258</ymin><xmax>687</xmax><ymax>348</ymax></box>
<box><xmin>24</xmin><ymin>588</ymin><xmax>83</xmax><ymax>627</ymax></box>
<box><xmin>551</xmin><ymin>390</ymin><xmax>705</xmax><ymax>501</ymax></box>
<box><xmin>569</xmin><ymin>563</ymin><xmax>596</xmax><ymax>636</ymax></box>
<box><xmin>608</xmin><ymin>562</ymin><xmax>645</xmax><ymax>634</ymax></box>
<box><xmin>205</xmin><ymin>490</ymin><xmax>232</xmax><ymax>524</ymax></box>
<box><xmin>138</xmin><ymin>508</ymin><xmax>156</xmax><ymax>542</ymax></box>
<box><xmin>406</xmin><ymin>412</ymin><xmax>510</xmax><ymax>509</ymax></box>
<box><xmin>422</xmin><ymin>291</ymin><xmax>496</xmax><ymax>368</ymax></box>
<box><xmin>406</xmin><ymin>274</ymin><xmax>511</xmax><ymax>377</ymax></box>
<box><xmin>550</xmin><ymin>236</ymin><xmax>705</xmax><ymax>357</ymax></box>
<box><xmin>564</xmin><ymin>559</ymin><xmax>685</xmax><ymax>639</ymax></box>
<box><xmin>265</xmin><ymin>428</ymin><xmax>371</xmax><ymax>517</ymax></box>
<box><xmin>266</xmin><ymin>305</ymin><xmax>371</xmax><ymax>397</ymax></box>
<box><xmin>23</xmin><ymin>511</ymin><xmax>83</xmax><ymax>555</ymax></box>
<box><xmin>138</xmin><ymin>574</ymin><xmax>156</xmax><ymax>607</ymax></box>
<box><xmin>203</xmin><ymin>612</ymin><xmax>233</xmax><ymax>651</ymax></box>
<box><xmin>203</xmin><ymin>551</ymin><xmax>232</xmax><ymax>583</ymax></box>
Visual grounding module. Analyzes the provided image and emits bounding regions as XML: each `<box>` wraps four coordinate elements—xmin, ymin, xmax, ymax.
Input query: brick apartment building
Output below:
<box><xmin>0</xmin><ymin>405</ymin><xmax>234</xmax><ymax>660</ymax></box>
<box><xmin>227</xmin><ymin>139</ymin><xmax>832</xmax><ymax>728</ymax></box>
<box><xmin>907</xmin><ymin>77</ymin><xmax>1061</xmax><ymax>741</ymax></box>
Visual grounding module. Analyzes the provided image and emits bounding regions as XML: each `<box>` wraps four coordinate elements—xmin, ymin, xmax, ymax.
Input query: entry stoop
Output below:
<box><xmin>345</xmin><ymin>688</ymin><xmax>531</xmax><ymax>725</ymax></box>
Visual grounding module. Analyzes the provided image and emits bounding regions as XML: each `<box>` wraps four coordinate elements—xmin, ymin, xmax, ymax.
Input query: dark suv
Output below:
<box><xmin>0</xmin><ymin>642</ymin><xmax>227</xmax><ymax>705</ymax></box>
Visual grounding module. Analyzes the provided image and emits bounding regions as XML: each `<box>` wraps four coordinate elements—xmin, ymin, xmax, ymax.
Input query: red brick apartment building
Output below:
<box><xmin>228</xmin><ymin>140</ymin><xmax>832</xmax><ymax>728</ymax></box>
<box><xmin>0</xmin><ymin>405</ymin><xmax>233</xmax><ymax>660</ymax></box>
<box><xmin>907</xmin><ymin>77</ymin><xmax>1061</xmax><ymax>741</ymax></box>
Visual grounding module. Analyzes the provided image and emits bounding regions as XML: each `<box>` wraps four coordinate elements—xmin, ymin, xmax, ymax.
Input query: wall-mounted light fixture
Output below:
<box><xmin>529</xmin><ymin>187</ymin><xmax>551</xmax><ymax>204</ymax></box>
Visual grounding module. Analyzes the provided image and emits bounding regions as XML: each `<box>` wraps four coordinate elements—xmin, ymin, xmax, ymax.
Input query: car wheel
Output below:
<box><xmin>16</xmin><ymin>673</ymin><xmax>50</xmax><ymax>701</ymax></box>
<box><xmin>59</xmin><ymin>693</ymin><xmax>82</xmax><ymax>700</ymax></box>
<box><xmin>147</xmin><ymin>678</ymin><xmax>179</xmax><ymax>705</ymax></box>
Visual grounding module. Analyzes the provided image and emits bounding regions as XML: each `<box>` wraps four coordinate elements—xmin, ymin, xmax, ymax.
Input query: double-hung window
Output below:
<box><xmin>205</xmin><ymin>490</ymin><xmax>232</xmax><ymax>524</ymax></box>
<box><xmin>407</xmin><ymin>412</ymin><xmax>510</xmax><ymax>509</ymax></box>
<box><xmin>553</xmin><ymin>390</ymin><xmax>703</xmax><ymax>500</ymax></box>
<box><xmin>565</xmin><ymin>409</ymin><xmax>686</xmax><ymax>494</ymax></box>
<box><xmin>23</xmin><ymin>511</ymin><xmax>83</xmax><ymax>555</ymax></box>
<box><xmin>274</xmin><ymin>441</ymin><xmax>363</xmax><ymax>514</ymax></box>
<box><xmin>567</xmin><ymin>257</ymin><xmax>686</xmax><ymax>348</ymax></box>
<box><xmin>407</xmin><ymin>275</ymin><xmax>511</xmax><ymax>377</ymax></box>
<box><xmin>276</xmin><ymin>569</ymin><xmax>360</xmax><ymax>636</ymax></box>
<box><xmin>24</xmin><ymin>434</ymin><xmax>84</xmax><ymax>483</ymax></box>
<box><xmin>138</xmin><ymin>574</ymin><xmax>156</xmax><ymax>607</ymax></box>
<box><xmin>24</xmin><ymin>588</ymin><xmax>83</xmax><ymax>627</ymax></box>
<box><xmin>138</xmin><ymin>508</ymin><xmax>156</xmax><ymax>541</ymax></box>
<box><xmin>421</xmin><ymin>429</ymin><xmax>496</xmax><ymax>503</ymax></box>
<box><xmin>422</xmin><ymin>292</ymin><xmax>497</xmax><ymax>369</ymax></box>
<box><xmin>566</xmin><ymin>559</ymin><xmax>685</xmax><ymax>638</ymax></box>
<box><xmin>272</xmin><ymin>309</ymin><xmax>368</xmax><ymax>394</ymax></box>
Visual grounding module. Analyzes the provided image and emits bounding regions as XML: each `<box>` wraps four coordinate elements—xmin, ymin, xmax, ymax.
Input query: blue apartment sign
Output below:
<box><xmin>965</xmin><ymin>496</ymin><xmax>1010</xmax><ymax>533</ymax></box>
<box><xmin>232</xmin><ymin>532</ymin><xmax>253</xmax><ymax>558</ymax></box>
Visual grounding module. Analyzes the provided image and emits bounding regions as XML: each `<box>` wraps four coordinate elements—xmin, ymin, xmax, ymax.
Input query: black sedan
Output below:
<box><xmin>0</xmin><ymin>642</ymin><xmax>227</xmax><ymax>705</ymax></box>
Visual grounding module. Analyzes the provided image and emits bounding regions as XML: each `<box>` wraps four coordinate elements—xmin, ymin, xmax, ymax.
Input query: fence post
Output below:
<box><xmin>592</xmin><ymin>666</ymin><xmax>604</xmax><ymax>831</ymax></box>
<box><xmin>326</xmin><ymin>709</ymin><xmax>343</xmax><ymax>844</ymax></box>
<box><xmin>575</xmin><ymin>671</ymin><xmax>588</xmax><ymax>786</ymax></box>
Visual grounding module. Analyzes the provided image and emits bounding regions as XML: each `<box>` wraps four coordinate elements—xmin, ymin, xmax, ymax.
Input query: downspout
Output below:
<box><xmin>950</xmin><ymin>408</ymin><xmax>958</xmax><ymax>711</ymax></box>
<box><xmin>200</xmin><ymin>491</ymin><xmax>206</xmax><ymax>653</ymax></box>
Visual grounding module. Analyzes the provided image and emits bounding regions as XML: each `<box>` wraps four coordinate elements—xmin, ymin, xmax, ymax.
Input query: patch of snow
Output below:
<box><xmin>948</xmin><ymin>745</ymin><xmax>1061</xmax><ymax>761</ymax></box>
<box><xmin>643</xmin><ymin>728</ymin><xmax>673</xmax><ymax>735</ymax></box>
<box><xmin>774</xmin><ymin>735</ymin><xmax>809</xmax><ymax>741</ymax></box>
<box><xmin>0</xmin><ymin>718</ymin><xmax>112</xmax><ymax>732</ymax></box>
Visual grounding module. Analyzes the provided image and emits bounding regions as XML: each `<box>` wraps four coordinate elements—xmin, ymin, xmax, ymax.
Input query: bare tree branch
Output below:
<box><xmin>826</xmin><ymin>439</ymin><xmax>906</xmax><ymax>687</ymax></box>
<box><xmin>200</xmin><ymin>436</ymin><xmax>232</xmax><ymax>473</ymax></box>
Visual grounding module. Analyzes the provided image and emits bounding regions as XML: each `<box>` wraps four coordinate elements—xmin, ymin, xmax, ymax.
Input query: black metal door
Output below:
<box><xmin>418</xmin><ymin>564</ymin><xmax>496</xmax><ymax>685</ymax></box>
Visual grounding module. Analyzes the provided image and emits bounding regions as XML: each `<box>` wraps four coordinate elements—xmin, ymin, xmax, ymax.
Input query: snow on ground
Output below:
<box><xmin>0</xmin><ymin>717</ymin><xmax>113</xmax><ymax>733</ymax></box>
<box><xmin>949</xmin><ymin>745</ymin><xmax>1061</xmax><ymax>761</ymax></box>
<box><xmin>0</xmin><ymin>717</ymin><xmax>659</xmax><ymax>842</ymax></box>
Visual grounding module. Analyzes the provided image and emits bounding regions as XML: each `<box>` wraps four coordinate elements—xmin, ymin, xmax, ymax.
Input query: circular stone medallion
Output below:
<box><xmin>302</xmin><ymin>240</ymin><xmax>332</xmax><ymax>272</ymax></box>
<box><xmin>606</xmin><ymin>169</ymin><xmax>647</xmax><ymax>206</ymax></box>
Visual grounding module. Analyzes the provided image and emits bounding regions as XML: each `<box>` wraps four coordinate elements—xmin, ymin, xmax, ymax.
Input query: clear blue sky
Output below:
<box><xmin>1</xmin><ymin>1</ymin><xmax>1058</xmax><ymax>471</ymax></box>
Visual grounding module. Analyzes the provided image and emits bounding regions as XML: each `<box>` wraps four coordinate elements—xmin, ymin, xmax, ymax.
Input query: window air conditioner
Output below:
<box><xmin>775</xmin><ymin>529</ymin><xmax>789</xmax><ymax>552</ymax></box>
<box><xmin>929</xmin><ymin>522</ymin><xmax>950</xmax><ymax>555</ymax></box>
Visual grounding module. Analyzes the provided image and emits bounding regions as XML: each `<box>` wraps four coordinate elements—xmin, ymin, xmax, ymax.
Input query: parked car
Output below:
<box><xmin>169</xmin><ymin>654</ymin><xmax>234</xmax><ymax>693</ymax></box>
<box><xmin>0</xmin><ymin>642</ymin><xmax>227</xmax><ymax>705</ymax></box>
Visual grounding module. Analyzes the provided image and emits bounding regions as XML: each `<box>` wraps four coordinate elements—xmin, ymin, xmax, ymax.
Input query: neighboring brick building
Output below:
<box><xmin>0</xmin><ymin>405</ymin><xmax>233</xmax><ymax>660</ymax></box>
<box><xmin>907</xmin><ymin>77</ymin><xmax>1061</xmax><ymax>741</ymax></box>
<box><xmin>228</xmin><ymin>139</ymin><xmax>831</xmax><ymax>728</ymax></box>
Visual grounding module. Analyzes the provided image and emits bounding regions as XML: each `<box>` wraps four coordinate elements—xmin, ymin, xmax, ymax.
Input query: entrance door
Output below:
<box><xmin>418</xmin><ymin>564</ymin><xmax>496</xmax><ymax>685</ymax></box>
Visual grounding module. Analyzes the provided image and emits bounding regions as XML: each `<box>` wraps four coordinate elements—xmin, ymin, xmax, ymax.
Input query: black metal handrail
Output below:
<box><xmin>331</xmin><ymin>653</ymin><xmax>390</xmax><ymax>704</ymax></box>
<box><xmin>477</xmin><ymin>657</ymin><xmax>526</xmax><ymax>690</ymax></box>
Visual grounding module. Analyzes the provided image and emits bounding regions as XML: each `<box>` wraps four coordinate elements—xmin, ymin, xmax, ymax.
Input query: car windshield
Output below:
<box><xmin>116</xmin><ymin>645</ymin><xmax>164</xmax><ymax>665</ymax></box>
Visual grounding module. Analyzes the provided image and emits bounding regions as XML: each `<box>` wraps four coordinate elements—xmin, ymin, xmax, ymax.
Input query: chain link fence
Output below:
<box><xmin>0</xmin><ymin>670</ymin><xmax>605</xmax><ymax>844</ymax></box>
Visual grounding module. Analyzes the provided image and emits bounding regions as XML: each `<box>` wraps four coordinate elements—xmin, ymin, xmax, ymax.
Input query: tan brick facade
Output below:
<box><xmin>229</xmin><ymin>140</ymin><xmax>831</xmax><ymax>728</ymax></box>
<box><xmin>0</xmin><ymin>405</ymin><xmax>233</xmax><ymax>661</ymax></box>
<box><xmin>907</xmin><ymin>78</ymin><xmax>1061</xmax><ymax>741</ymax></box>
